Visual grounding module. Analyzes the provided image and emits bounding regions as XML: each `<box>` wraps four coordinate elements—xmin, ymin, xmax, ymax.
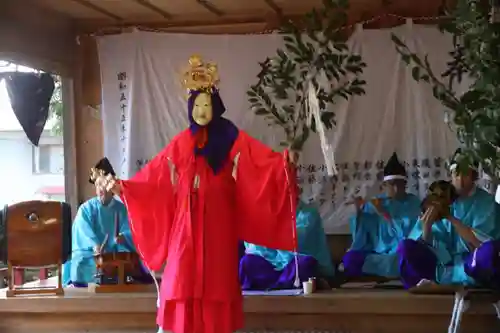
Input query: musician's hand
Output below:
<box><xmin>421</xmin><ymin>204</ymin><xmax>440</xmax><ymax>226</ymax></box>
<box><xmin>93</xmin><ymin>245</ymin><xmax>101</xmax><ymax>255</ymax></box>
<box><xmin>371</xmin><ymin>198</ymin><xmax>383</xmax><ymax>214</ymax></box>
<box><xmin>371</xmin><ymin>198</ymin><xmax>391</xmax><ymax>222</ymax></box>
<box><xmin>438</xmin><ymin>203</ymin><xmax>452</xmax><ymax>220</ymax></box>
<box><xmin>115</xmin><ymin>233</ymin><xmax>124</xmax><ymax>245</ymax></box>
<box><xmin>351</xmin><ymin>196</ymin><xmax>365</xmax><ymax>212</ymax></box>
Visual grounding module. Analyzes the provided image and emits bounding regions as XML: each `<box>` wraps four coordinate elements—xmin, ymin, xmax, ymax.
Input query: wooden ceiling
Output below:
<box><xmin>31</xmin><ymin>0</ymin><xmax>452</xmax><ymax>33</ymax></box>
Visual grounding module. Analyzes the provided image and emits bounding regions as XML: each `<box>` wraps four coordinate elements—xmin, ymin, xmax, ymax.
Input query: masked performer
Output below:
<box><xmin>93</xmin><ymin>55</ymin><xmax>298</xmax><ymax>333</ymax></box>
<box><xmin>341</xmin><ymin>153</ymin><xmax>421</xmax><ymax>279</ymax></box>
<box><xmin>398</xmin><ymin>149</ymin><xmax>500</xmax><ymax>289</ymax></box>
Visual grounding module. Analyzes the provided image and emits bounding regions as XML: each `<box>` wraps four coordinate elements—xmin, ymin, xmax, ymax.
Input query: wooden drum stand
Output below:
<box><xmin>0</xmin><ymin>201</ymin><xmax>72</xmax><ymax>297</ymax></box>
<box><xmin>93</xmin><ymin>251</ymin><xmax>151</xmax><ymax>293</ymax></box>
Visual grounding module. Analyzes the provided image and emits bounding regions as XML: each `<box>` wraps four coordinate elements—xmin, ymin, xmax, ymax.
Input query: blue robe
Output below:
<box><xmin>342</xmin><ymin>193</ymin><xmax>421</xmax><ymax>278</ymax></box>
<box><xmin>239</xmin><ymin>202</ymin><xmax>334</xmax><ymax>290</ymax></box>
<box><xmin>398</xmin><ymin>187</ymin><xmax>500</xmax><ymax>289</ymax></box>
<box><xmin>62</xmin><ymin>197</ymin><xmax>135</xmax><ymax>286</ymax></box>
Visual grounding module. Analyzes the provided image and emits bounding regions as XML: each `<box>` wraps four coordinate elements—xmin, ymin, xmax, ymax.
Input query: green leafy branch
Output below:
<box><xmin>247</xmin><ymin>0</ymin><xmax>367</xmax><ymax>151</ymax></box>
<box><xmin>49</xmin><ymin>76</ymin><xmax>63</xmax><ymax>136</ymax></box>
<box><xmin>391</xmin><ymin>0</ymin><xmax>500</xmax><ymax>176</ymax></box>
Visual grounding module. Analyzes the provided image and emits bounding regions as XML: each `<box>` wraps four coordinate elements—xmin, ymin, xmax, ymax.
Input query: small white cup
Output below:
<box><xmin>303</xmin><ymin>281</ymin><xmax>313</xmax><ymax>295</ymax></box>
<box><xmin>308</xmin><ymin>277</ymin><xmax>316</xmax><ymax>292</ymax></box>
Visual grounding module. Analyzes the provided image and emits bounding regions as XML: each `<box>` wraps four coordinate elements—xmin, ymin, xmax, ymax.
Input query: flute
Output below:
<box><xmin>345</xmin><ymin>197</ymin><xmax>389</xmax><ymax>206</ymax></box>
<box><xmin>346</xmin><ymin>197</ymin><xmax>391</xmax><ymax>222</ymax></box>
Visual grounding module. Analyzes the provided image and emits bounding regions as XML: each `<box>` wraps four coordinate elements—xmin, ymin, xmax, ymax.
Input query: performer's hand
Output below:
<box><xmin>288</xmin><ymin>149</ymin><xmax>299</xmax><ymax>165</ymax></box>
<box><xmin>96</xmin><ymin>174</ymin><xmax>121</xmax><ymax>195</ymax></box>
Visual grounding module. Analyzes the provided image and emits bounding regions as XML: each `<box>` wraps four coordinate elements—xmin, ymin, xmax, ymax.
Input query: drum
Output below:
<box><xmin>0</xmin><ymin>200</ymin><xmax>72</xmax><ymax>296</ymax></box>
<box><xmin>421</xmin><ymin>180</ymin><xmax>458</xmax><ymax>218</ymax></box>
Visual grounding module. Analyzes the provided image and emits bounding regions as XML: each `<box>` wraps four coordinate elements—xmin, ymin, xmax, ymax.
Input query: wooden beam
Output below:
<box><xmin>195</xmin><ymin>0</ymin><xmax>225</xmax><ymax>17</ymax></box>
<box><xmin>134</xmin><ymin>0</ymin><xmax>173</xmax><ymax>20</ymax></box>
<box><xmin>76</xmin><ymin>13</ymin><xmax>290</xmax><ymax>33</ymax></box>
<box><xmin>70</xmin><ymin>0</ymin><xmax>123</xmax><ymax>21</ymax></box>
<box><xmin>263</xmin><ymin>0</ymin><xmax>282</xmax><ymax>16</ymax></box>
<box><xmin>72</xmin><ymin>0</ymin><xmax>452</xmax><ymax>34</ymax></box>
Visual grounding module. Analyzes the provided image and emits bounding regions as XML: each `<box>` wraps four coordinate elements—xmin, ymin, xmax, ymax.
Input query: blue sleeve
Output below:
<box><xmin>296</xmin><ymin>209</ymin><xmax>314</xmax><ymax>250</ymax></box>
<box><xmin>408</xmin><ymin>219</ymin><xmax>453</xmax><ymax>264</ymax></box>
<box><xmin>470</xmin><ymin>197</ymin><xmax>498</xmax><ymax>240</ymax></box>
<box><xmin>118</xmin><ymin>205</ymin><xmax>135</xmax><ymax>252</ymax></box>
<box><xmin>402</xmin><ymin>195</ymin><xmax>423</xmax><ymax>237</ymax></box>
<box><xmin>72</xmin><ymin>203</ymin><xmax>99</xmax><ymax>250</ymax></box>
<box><xmin>349</xmin><ymin>211</ymin><xmax>379</xmax><ymax>251</ymax></box>
<box><xmin>347</xmin><ymin>198</ymin><xmax>380</xmax><ymax>244</ymax></box>
<box><xmin>296</xmin><ymin>205</ymin><xmax>335</xmax><ymax>277</ymax></box>
<box><xmin>456</xmin><ymin>196</ymin><xmax>498</xmax><ymax>252</ymax></box>
<box><xmin>362</xmin><ymin>201</ymin><xmax>378</xmax><ymax>215</ymax></box>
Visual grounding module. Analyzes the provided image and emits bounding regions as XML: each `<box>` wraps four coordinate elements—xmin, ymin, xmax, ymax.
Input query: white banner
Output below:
<box><xmin>98</xmin><ymin>23</ymin><xmax>461</xmax><ymax>234</ymax></box>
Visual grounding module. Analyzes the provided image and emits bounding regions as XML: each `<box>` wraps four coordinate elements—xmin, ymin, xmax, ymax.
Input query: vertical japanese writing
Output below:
<box><xmin>117</xmin><ymin>72</ymin><xmax>128</xmax><ymax>177</ymax></box>
<box><xmin>296</xmin><ymin>156</ymin><xmax>450</xmax><ymax>210</ymax></box>
<box><xmin>135</xmin><ymin>158</ymin><xmax>151</xmax><ymax>172</ymax></box>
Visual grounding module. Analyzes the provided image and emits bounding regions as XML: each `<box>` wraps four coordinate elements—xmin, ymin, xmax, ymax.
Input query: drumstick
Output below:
<box><xmin>114</xmin><ymin>211</ymin><xmax>119</xmax><ymax>251</ymax></box>
<box><xmin>100</xmin><ymin>234</ymin><xmax>109</xmax><ymax>254</ymax></box>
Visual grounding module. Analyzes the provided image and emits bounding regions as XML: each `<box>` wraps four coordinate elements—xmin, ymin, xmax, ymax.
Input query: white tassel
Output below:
<box><xmin>306</xmin><ymin>81</ymin><xmax>337</xmax><ymax>176</ymax></box>
<box><xmin>143</xmin><ymin>262</ymin><xmax>161</xmax><ymax>308</ymax></box>
<box><xmin>283</xmin><ymin>158</ymin><xmax>301</xmax><ymax>288</ymax></box>
<box><xmin>121</xmin><ymin>195</ymin><xmax>161</xmax><ymax>308</ymax></box>
<box><xmin>293</xmin><ymin>255</ymin><xmax>300</xmax><ymax>288</ymax></box>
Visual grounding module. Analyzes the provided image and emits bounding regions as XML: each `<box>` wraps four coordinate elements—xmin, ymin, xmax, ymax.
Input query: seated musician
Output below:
<box><xmin>63</xmin><ymin>157</ymin><xmax>149</xmax><ymax>287</ymax></box>
<box><xmin>239</xmin><ymin>200</ymin><xmax>335</xmax><ymax>290</ymax></box>
<box><xmin>340</xmin><ymin>153</ymin><xmax>421</xmax><ymax>279</ymax></box>
<box><xmin>398</xmin><ymin>149</ymin><xmax>500</xmax><ymax>290</ymax></box>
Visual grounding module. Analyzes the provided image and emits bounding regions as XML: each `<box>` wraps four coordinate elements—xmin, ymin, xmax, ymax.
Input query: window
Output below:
<box><xmin>32</xmin><ymin>144</ymin><xmax>64</xmax><ymax>174</ymax></box>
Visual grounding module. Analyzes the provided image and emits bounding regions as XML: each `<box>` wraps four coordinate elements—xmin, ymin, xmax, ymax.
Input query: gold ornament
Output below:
<box><xmin>181</xmin><ymin>54</ymin><xmax>220</xmax><ymax>94</ymax></box>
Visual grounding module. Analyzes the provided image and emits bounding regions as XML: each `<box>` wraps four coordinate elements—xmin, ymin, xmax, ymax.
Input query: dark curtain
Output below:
<box><xmin>4</xmin><ymin>72</ymin><xmax>55</xmax><ymax>146</ymax></box>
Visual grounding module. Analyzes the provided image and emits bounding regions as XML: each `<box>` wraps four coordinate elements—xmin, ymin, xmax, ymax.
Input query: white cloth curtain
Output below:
<box><xmin>98</xmin><ymin>21</ymin><xmax>461</xmax><ymax>234</ymax></box>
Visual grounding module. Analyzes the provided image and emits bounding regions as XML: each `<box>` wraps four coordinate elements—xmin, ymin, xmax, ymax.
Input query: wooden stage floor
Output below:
<box><xmin>0</xmin><ymin>279</ymin><xmax>498</xmax><ymax>333</ymax></box>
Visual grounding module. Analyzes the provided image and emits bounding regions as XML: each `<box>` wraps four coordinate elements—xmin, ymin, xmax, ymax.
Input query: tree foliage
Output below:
<box><xmin>247</xmin><ymin>0</ymin><xmax>367</xmax><ymax>151</ymax></box>
<box><xmin>49</xmin><ymin>76</ymin><xmax>63</xmax><ymax>136</ymax></box>
<box><xmin>392</xmin><ymin>0</ymin><xmax>500</xmax><ymax>176</ymax></box>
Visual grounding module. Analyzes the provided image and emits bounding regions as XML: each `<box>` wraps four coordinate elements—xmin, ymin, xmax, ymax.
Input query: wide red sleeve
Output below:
<box><xmin>232</xmin><ymin>131</ymin><xmax>298</xmax><ymax>252</ymax></box>
<box><xmin>119</xmin><ymin>145</ymin><xmax>176</xmax><ymax>271</ymax></box>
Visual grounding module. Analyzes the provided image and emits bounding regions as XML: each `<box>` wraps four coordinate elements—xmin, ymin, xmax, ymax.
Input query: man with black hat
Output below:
<box><xmin>340</xmin><ymin>152</ymin><xmax>421</xmax><ymax>280</ymax></box>
<box><xmin>398</xmin><ymin>149</ymin><xmax>500</xmax><ymax>290</ymax></box>
<box><xmin>62</xmin><ymin>157</ymin><xmax>138</xmax><ymax>287</ymax></box>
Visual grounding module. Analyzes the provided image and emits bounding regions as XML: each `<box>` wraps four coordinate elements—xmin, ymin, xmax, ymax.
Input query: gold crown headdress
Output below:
<box><xmin>181</xmin><ymin>55</ymin><xmax>220</xmax><ymax>94</ymax></box>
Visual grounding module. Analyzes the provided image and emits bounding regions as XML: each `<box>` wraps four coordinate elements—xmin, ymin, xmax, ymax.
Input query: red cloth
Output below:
<box><xmin>120</xmin><ymin>129</ymin><xmax>297</xmax><ymax>333</ymax></box>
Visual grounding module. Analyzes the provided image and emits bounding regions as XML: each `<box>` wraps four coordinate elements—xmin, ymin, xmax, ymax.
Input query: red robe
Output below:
<box><xmin>120</xmin><ymin>129</ymin><xmax>298</xmax><ymax>333</ymax></box>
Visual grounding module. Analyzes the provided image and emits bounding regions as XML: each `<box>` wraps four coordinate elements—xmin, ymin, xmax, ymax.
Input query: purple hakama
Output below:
<box><xmin>464</xmin><ymin>239</ymin><xmax>500</xmax><ymax>290</ymax></box>
<box><xmin>342</xmin><ymin>250</ymin><xmax>368</xmax><ymax>278</ymax></box>
<box><xmin>239</xmin><ymin>254</ymin><xmax>317</xmax><ymax>290</ymax></box>
<box><xmin>398</xmin><ymin>238</ymin><xmax>500</xmax><ymax>290</ymax></box>
<box><xmin>397</xmin><ymin>239</ymin><xmax>438</xmax><ymax>289</ymax></box>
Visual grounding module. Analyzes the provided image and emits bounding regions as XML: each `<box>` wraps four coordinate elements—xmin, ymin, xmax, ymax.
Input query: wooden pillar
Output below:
<box><xmin>38</xmin><ymin>268</ymin><xmax>49</xmax><ymax>280</ymax></box>
<box><xmin>13</xmin><ymin>268</ymin><xmax>24</xmax><ymax>285</ymax></box>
